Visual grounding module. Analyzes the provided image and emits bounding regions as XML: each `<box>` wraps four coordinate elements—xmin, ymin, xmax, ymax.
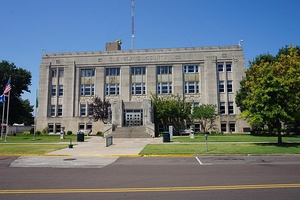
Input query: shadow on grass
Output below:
<box><xmin>255</xmin><ymin>143</ymin><xmax>300</xmax><ymax>147</ymax></box>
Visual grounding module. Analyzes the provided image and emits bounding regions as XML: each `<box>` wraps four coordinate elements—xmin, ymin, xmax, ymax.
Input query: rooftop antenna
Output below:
<box><xmin>131</xmin><ymin>0</ymin><xmax>135</xmax><ymax>49</ymax></box>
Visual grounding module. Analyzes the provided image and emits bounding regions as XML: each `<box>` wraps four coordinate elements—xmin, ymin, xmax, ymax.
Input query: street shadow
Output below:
<box><xmin>255</xmin><ymin>143</ymin><xmax>300</xmax><ymax>148</ymax></box>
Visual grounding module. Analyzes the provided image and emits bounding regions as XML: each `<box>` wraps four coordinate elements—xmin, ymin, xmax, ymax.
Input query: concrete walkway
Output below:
<box><xmin>10</xmin><ymin>136</ymin><xmax>163</xmax><ymax>168</ymax></box>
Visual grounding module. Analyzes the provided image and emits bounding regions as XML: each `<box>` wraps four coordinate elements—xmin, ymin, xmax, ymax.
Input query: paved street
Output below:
<box><xmin>0</xmin><ymin>137</ymin><xmax>300</xmax><ymax>199</ymax></box>
<box><xmin>1</xmin><ymin>155</ymin><xmax>300</xmax><ymax>200</ymax></box>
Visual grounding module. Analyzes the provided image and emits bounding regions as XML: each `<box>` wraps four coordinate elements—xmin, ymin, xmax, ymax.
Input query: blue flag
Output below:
<box><xmin>0</xmin><ymin>94</ymin><xmax>4</xmax><ymax>103</ymax></box>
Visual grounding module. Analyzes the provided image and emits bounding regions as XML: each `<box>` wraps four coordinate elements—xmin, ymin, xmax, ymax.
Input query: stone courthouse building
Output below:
<box><xmin>36</xmin><ymin>41</ymin><xmax>250</xmax><ymax>137</ymax></box>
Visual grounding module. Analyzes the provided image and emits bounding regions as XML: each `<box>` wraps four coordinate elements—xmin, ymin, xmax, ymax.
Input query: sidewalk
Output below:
<box><xmin>9</xmin><ymin>136</ymin><xmax>163</xmax><ymax>168</ymax></box>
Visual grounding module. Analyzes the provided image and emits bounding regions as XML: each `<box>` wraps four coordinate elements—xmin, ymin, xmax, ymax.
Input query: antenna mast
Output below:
<box><xmin>131</xmin><ymin>0</ymin><xmax>135</xmax><ymax>49</ymax></box>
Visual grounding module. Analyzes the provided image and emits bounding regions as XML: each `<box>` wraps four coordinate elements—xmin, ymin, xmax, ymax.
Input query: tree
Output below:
<box><xmin>89</xmin><ymin>96</ymin><xmax>111</xmax><ymax>124</ymax></box>
<box><xmin>192</xmin><ymin>104</ymin><xmax>218</xmax><ymax>133</ymax></box>
<box><xmin>236</xmin><ymin>46</ymin><xmax>300</xmax><ymax>144</ymax></box>
<box><xmin>0</xmin><ymin>60</ymin><xmax>34</xmax><ymax>126</ymax></box>
<box><xmin>151</xmin><ymin>94</ymin><xmax>192</xmax><ymax>135</ymax></box>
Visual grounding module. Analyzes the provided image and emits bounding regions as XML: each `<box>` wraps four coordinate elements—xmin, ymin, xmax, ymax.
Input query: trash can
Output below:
<box><xmin>77</xmin><ymin>131</ymin><xmax>84</xmax><ymax>142</ymax></box>
<box><xmin>162</xmin><ymin>132</ymin><xmax>170</xmax><ymax>142</ymax></box>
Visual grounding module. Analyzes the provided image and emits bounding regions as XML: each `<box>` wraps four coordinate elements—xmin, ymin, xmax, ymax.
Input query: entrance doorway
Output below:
<box><xmin>124</xmin><ymin>110</ymin><xmax>143</xmax><ymax>126</ymax></box>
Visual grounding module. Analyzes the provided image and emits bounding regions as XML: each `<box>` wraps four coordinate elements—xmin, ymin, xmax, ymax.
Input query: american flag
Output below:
<box><xmin>3</xmin><ymin>78</ymin><xmax>11</xmax><ymax>95</ymax></box>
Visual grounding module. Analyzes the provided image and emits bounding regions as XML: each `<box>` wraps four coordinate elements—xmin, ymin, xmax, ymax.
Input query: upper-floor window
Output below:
<box><xmin>157</xmin><ymin>82</ymin><xmax>172</xmax><ymax>94</ymax></box>
<box><xmin>81</xmin><ymin>84</ymin><xmax>94</xmax><ymax>96</ymax></box>
<box><xmin>131</xmin><ymin>83</ymin><xmax>146</xmax><ymax>95</ymax></box>
<box><xmin>106</xmin><ymin>68</ymin><xmax>120</xmax><ymax>76</ymax></box>
<box><xmin>80</xmin><ymin>104</ymin><xmax>86</xmax><ymax>116</ymax></box>
<box><xmin>226</xmin><ymin>63</ymin><xmax>232</xmax><ymax>72</ymax></box>
<box><xmin>50</xmin><ymin>105</ymin><xmax>55</xmax><ymax>116</ymax></box>
<box><xmin>219</xmin><ymin>81</ymin><xmax>225</xmax><ymax>93</ymax></box>
<box><xmin>183</xmin><ymin>65</ymin><xmax>199</xmax><ymax>73</ymax></box>
<box><xmin>105</xmin><ymin>84</ymin><xmax>120</xmax><ymax>95</ymax></box>
<box><xmin>227</xmin><ymin>80</ymin><xmax>233</xmax><ymax>93</ymax></box>
<box><xmin>157</xmin><ymin>66</ymin><xmax>172</xmax><ymax>74</ymax></box>
<box><xmin>131</xmin><ymin>67</ymin><xmax>146</xmax><ymax>75</ymax></box>
<box><xmin>57</xmin><ymin>105</ymin><xmax>62</xmax><ymax>116</ymax></box>
<box><xmin>81</xmin><ymin>69</ymin><xmax>95</xmax><ymax>77</ymax></box>
<box><xmin>184</xmin><ymin>82</ymin><xmax>199</xmax><ymax>94</ymax></box>
<box><xmin>228</xmin><ymin>102</ymin><xmax>234</xmax><ymax>114</ymax></box>
<box><xmin>217</xmin><ymin>63</ymin><xmax>224</xmax><ymax>72</ymax></box>
<box><xmin>88</xmin><ymin>104</ymin><xmax>93</xmax><ymax>116</ymax></box>
<box><xmin>52</xmin><ymin>69</ymin><xmax>57</xmax><ymax>77</ymax></box>
<box><xmin>58</xmin><ymin>85</ymin><xmax>63</xmax><ymax>96</ymax></box>
<box><xmin>220</xmin><ymin>102</ymin><xmax>225</xmax><ymax>114</ymax></box>
<box><xmin>51</xmin><ymin>85</ymin><xmax>56</xmax><ymax>96</ymax></box>
<box><xmin>59</xmin><ymin>69</ymin><xmax>64</xmax><ymax>77</ymax></box>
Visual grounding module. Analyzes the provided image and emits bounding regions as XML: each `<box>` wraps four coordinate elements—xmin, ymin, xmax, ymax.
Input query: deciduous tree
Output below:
<box><xmin>192</xmin><ymin>104</ymin><xmax>218</xmax><ymax>133</ymax></box>
<box><xmin>89</xmin><ymin>96</ymin><xmax>111</xmax><ymax>124</ymax></box>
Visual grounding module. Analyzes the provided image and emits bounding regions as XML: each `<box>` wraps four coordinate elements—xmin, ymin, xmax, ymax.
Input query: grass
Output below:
<box><xmin>171</xmin><ymin>134</ymin><xmax>300</xmax><ymax>143</ymax></box>
<box><xmin>140</xmin><ymin>134</ymin><xmax>300</xmax><ymax>155</ymax></box>
<box><xmin>0</xmin><ymin>144</ymin><xmax>68</xmax><ymax>155</ymax></box>
<box><xmin>0</xmin><ymin>134</ymin><xmax>90</xmax><ymax>143</ymax></box>
<box><xmin>140</xmin><ymin>143</ymin><xmax>300</xmax><ymax>155</ymax></box>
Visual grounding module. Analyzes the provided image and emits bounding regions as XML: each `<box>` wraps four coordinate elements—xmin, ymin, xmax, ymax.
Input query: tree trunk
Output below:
<box><xmin>276</xmin><ymin>120</ymin><xmax>282</xmax><ymax>145</ymax></box>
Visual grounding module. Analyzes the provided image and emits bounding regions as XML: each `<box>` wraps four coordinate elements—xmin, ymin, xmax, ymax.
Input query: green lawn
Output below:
<box><xmin>0</xmin><ymin>144</ymin><xmax>68</xmax><ymax>155</ymax></box>
<box><xmin>0</xmin><ymin>135</ymin><xmax>89</xmax><ymax>143</ymax></box>
<box><xmin>171</xmin><ymin>134</ymin><xmax>300</xmax><ymax>143</ymax></box>
<box><xmin>140</xmin><ymin>143</ymin><xmax>300</xmax><ymax>155</ymax></box>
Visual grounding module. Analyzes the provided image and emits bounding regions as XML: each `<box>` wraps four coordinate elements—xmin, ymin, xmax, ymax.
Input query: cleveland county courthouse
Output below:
<box><xmin>36</xmin><ymin>41</ymin><xmax>250</xmax><ymax>137</ymax></box>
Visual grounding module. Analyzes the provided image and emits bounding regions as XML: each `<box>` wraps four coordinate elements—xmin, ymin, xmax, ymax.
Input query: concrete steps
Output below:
<box><xmin>109</xmin><ymin>126</ymin><xmax>151</xmax><ymax>138</ymax></box>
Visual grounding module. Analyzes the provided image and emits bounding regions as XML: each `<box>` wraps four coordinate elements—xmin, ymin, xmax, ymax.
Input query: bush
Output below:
<box><xmin>96</xmin><ymin>131</ymin><xmax>103</xmax><ymax>137</ymax></box>
<box><xmin>30</xmin><ymin>128</ymin><xmax>34</xmax><ymax>134</ymax></box>
<box><xmin>22</xmin><ymin>131</ymin><xmax>31</xmax><ymax>135</ymax></box>
<box><xmin>67</xmin><ymin>131</ymin><xmax>72</xmax><ymax>135</ymax></box>
<box><xmin>42</xmin><ymin>127</ymin><xmax>49</xmax><ymax>135</ymax></box>
<box><xmin>36</xmin><ymin>131</ymin><xmax>42</xmax><ymax>136</ymax></box>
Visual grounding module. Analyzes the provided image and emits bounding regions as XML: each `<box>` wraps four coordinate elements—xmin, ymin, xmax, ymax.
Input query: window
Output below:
<box><xmin>78</xmin><ymin>123</ymin><xmax>85</xmax><ymax>130</ymax></box>
<box><xmin>58</xmin><ymin>85</ymin><xmax>63</xmax><ymax>96</ymax></box>
<box><xmin>51</xmin><ymin>85</ymin><xmax>56</xmax><ymax>96</ymax></box>
<box><xmin>80</xmin><ymin>104</ymin><xmax>86</xmax><ymax>116</ymax></box>
<box><xmin>157</xmin><ymin>82</ymin><xmax>172</xmax><ymax>94</ymax></box>
<box><xmin>226</xmin><ymin>63</ymin><xmax>232</xmax><ymax>72</ymax></box>
<box><xmin>52</xmin><ymin>69</ymin><xmax>57</xmax><ymax>77</ymax></box>
<box><xmin>229</xmin><ymin>122</ymin><xmax>235</xmax><ymax>132</ymax></box>
<box><xmin>184</xmin><ymin>82</ymin><xmax>199</xmax><ymax>94</ymax></box>
<box><xmin>227</xmin><ymin>80</ymin><xmax>233</xmax><ymax>93</ymax></box>
<box><xmin>55</xmin><ymin>123</ymin><xmax>61</xmax><ymax>133</ymax></box>
<box><xmin>221</xmin><ymin>123</ymin><xmax>227</xmax><ymax>132</ymax></box>
<box><xmin>220</xmin><ymin>102</ymin><xmax>225</xmax><ymax>114</ymax></box>
<box><xmin>228</xmin><ymin>102</ymin><xmax>234</xmax><ymax>114</ymax></box>
<box><xmin>59</xmin><ymin>69</ymin><xmax>64</xmax><ymax>77</ymax></box>
<box><xmin>57</xmin><ymin>105</ymin><xmax>62</xmax><ymax>116</ymax></box>
<box><xmin>48</xmin><ymin>123</ymin><xmax>54</xmax><ymax>133</ymax></box>
<box><xmin>105</xmin><ymin>84</ymin><xmax>120</xmax><ymax>95</ymax></box>
<box><xmin>81</xmin><ymin>69</ymin><xmax>95</xmax><ymax>77</ymax></box>
<box><xmin>88</xmin><ymin>104</ymin><xmax>93</xmax><ymax>116</ymax></box>
<box><xmin>81</xmin><ymin>84</ymin><xmax>95</xmax><ymax>96</ymax></box>
<box><xmin>193</xmin><ymin>102</ymin><xmax>200</xmax><ymax>107</ymax></box>
<box><xmin>106</xmin><ymin>68</ymin><xmax>120</xmax><ymax>76</ymax></box>
<box><xmin>131</xmin><ymin>83</ymin><xmax>146</xmax><ymax>95</ymax></box>
<box><xmin>194</xmin><ymin>124</ymin><xmax>200</xmax><ymax>133</ymax></box>
<box><xmin>131</xmin><ymin>67</ymin><xmax>146</xmax><ymax>75</ymax></box>
<box><xmin>219</xmin><ymin>81</ymin><xmax>225</xmax><ymax>93</ymax></box>
<box><xmin>50</xmin><ymin>105</ymin><xmax>55</xmax><ymax>116</ymax></box>
<box><xmin>183</xmin><ymin>65</ymin><xmax>199</xmax><ymax>73</ymax></box>
<box><xmin>217</xmin><ymin>63</ymin><xmax>224</xmax><ymax>72</ymax></box>
<box><xmin>157</xmin><ymin>66</ymin><xmax>172</xmax><ymax>74</ymax></box>
<box><xmin>86</xmin><ymin>123</ymin><xmax>92</xmax><ymax>130</ymax></box>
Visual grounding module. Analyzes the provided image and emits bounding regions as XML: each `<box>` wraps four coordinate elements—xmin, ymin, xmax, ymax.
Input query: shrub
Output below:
<box><xmin>22</xmin><ymin>131</ymin><xmax>31</xmax><ymax>135</ymax></box>
<box><xmin>30</xmin><ymin>128</ymin><xmax>34</xmax><ymax>134</ymax></box>
<box><xmin>96</xmin><ymin>131</ymin><xmax>103</xmax><ymax>137</ymax></box>
<box><xmin>67</xmin><ymin>131</ymin><xmax>72</xmax><ymax>135</ymax></box>
<box><xmin>42</xmin><ymin>127</ymin><xmax>49</xmax><ymax>135</ymax></box>
<box><xmin>36</xmin><ymin>131</ymin><xmax>42</xmax><ymax>136</ymax></box>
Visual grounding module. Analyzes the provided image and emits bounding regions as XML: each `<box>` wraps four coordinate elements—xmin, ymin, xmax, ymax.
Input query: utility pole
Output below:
<box><xmin>131</xmin><ymin>0</ymin><xmax>135</xmax><ymax>50</ymax></box>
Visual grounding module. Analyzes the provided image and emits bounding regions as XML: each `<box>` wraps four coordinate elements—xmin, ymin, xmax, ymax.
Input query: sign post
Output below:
<box><xmin>205</xmin><ymin>134</ymin><xmax>208</xmax><ymax>152</ymax></box>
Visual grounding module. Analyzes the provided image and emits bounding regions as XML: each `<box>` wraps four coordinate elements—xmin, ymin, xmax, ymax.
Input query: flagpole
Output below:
<box><xmin>33</xmin><ymin>89</ymin><xmax>38</xmax><ymax>140</ymax></box>
<box><xmin>5</xmin><ymin>91</ymin><xmax>10</xmax><ymax>142</ymax></box>
<box><xmin>1</xmin><ymin>100</ymin><xmax>5</xmax><ymax>140</ymax></box>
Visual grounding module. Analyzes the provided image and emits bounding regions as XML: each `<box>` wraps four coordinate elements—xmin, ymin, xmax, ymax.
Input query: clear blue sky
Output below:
<box><xmin>1</xmin><ymin>0</ymin><xmax>299</xmax><ymax>106</ymax></box>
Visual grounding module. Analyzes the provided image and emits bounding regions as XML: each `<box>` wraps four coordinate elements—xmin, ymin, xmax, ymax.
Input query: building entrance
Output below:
<box><xmin>124</xmin><ymin>110</ymin><xmax>143</xmax><ymax>126</ymax></box>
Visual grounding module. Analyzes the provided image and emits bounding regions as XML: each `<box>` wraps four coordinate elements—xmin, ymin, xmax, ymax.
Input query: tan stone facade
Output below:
<box><xmin>37</xmin><ymin>43</ymin><xmax>250</xmax><ymax>136</ymax></box>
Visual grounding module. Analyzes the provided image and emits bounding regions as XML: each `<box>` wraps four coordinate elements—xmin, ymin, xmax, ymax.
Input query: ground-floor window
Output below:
<box><xmin>55</xmin><ymin>123</ymin><xmax>61</xmax><ymax>133</ymax></box>
<box><xmin>229</xmin><ymin>122</ymin><xmax>236</xmax><ymax>132</ymax></box>
<box><xmin>194</xmin><ymin>124</ymin><xmax>200</xmax><ymax>133</ymax></box>
<box><xmin>78</xmin><ymin>123</ymin><xmax>85</xmax><ymax>130</ymax></box>
<box><xmin>221</xmin><ymin>122</ymin><xmax>227</xmax><ymax>132</ymax></box>
<box><xmin>48</xmin><ymin>123</ymin><xmax>54</xmax><ymax>133</ymax></box>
